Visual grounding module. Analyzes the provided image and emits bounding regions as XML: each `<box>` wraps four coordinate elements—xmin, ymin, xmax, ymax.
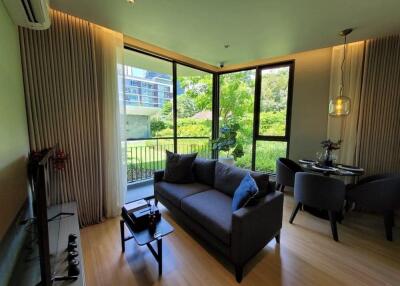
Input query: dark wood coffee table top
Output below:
<box><xmin>130</xmin><ymin>217</ymin><xmax>174</xmax><ymax>246</ymax></box>
<box><xmin>123</xmin><ymin>214</ymin><xmax>174</xmax><ymax>246</ymax></box>
<box><xmin>120</xmin><ymin>210</ymin><xmax>174</xmax><ymax>276</ymax></box>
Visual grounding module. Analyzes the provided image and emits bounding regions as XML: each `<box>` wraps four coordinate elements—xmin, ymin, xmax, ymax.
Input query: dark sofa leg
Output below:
<box><xmin>235</xmin><ymin>265</ymin><xmax>243</xmax><ymax>283</ymax></box>
<box><xmin>384</xmin><ymin>211</ymin><xmax>394</xmax><ymax>241</ymax></box>
<box><xmin>275</xmin><ymin>233</ymin><xmax>280</xmax><ymax>244</ymax></box>
<box><xmin>276</xmin><ymin>183</ymin><xmax>281</xmax><ymax>191</ymax></box>
<box><xmin>154</xmin><ymin>198</ymin><xmax>159</xmax><ymax>206</ymax></box>
<box><xmin>328</xmin><ymin>211</ymin><xmax>339</xmax><ymax>242</ymax></box>
<box><xmin>289</xmin><ymin>202</ymin><xmax>302</xmax><ymax>224</ymax></box>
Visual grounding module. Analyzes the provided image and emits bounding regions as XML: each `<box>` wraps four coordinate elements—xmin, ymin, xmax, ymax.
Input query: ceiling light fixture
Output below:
<box><xmin>329</xmin><ymin>28</ymin><xmax>353</xmax><ymax>117</ymax></box>
<box><xmin>127</xmin><ymin>0</ymin><xmax>135</xmax><ymax>5</ymax></box>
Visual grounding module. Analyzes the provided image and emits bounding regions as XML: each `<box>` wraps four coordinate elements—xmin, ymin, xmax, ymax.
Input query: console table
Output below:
<box><xmin>8</xmin><ymin>202</ymin><xmax>85</xmax><ymax>286</ymax></box>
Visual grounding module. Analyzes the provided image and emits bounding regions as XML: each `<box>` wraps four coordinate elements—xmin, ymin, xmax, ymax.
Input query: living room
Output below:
<box><xmin>0</xmin><ymin>0</ymin><xmax>399</xmax><ymax>285</ymax></box>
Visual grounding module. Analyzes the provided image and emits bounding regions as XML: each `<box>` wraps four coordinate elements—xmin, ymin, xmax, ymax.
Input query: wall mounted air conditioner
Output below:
<box><xmin>3</xmin><ymin>0</ymin><xmax>50</xmax><ymax>30</ymax></box>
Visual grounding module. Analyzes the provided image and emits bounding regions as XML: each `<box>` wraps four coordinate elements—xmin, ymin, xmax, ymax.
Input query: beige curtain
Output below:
<box><xmin>327</xmin><ymin>41</ymin><xmax>365</xmax><ymax>166</ymax></box>
<box><xmin>93</xmin><ymin>26</ymin><xmax>127</xmax><ymax>217</ymax></box>
<box><xmin>355</xmin><ymin>35</ymin><xmax>400</xmax><ymax>175</ymax></box>
<box><xmin>19</xmin><ymin>10</ymin><xmax>125</xmax><ymax>225</ymax></box>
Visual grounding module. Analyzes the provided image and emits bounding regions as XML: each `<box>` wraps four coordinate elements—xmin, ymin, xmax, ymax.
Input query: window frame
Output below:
<box><xmin>251</xmin><ymin>61</ymin><xmax>295</xmax><ymax>170</ymax></box>
<box><xmin>123</xmin><ymin>44</ymin><xmax>295</xmax><ymax>173</ymax></box>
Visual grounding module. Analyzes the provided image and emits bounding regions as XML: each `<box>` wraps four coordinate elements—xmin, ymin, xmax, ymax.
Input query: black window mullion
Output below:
<box><xmin>285</xmin><ymin>62</ymin><xmax>295</xmax><ymax>143</ymax></box>
<box><xmin>172</xmin><ymin>61</ymin><xmax>178</xmax><ymax>153</ymax></box>
<box><xmin>212</xmin><ymin>73</ymin><xmax>220</xmax><ymax>159</ymax></box>
<box><xmin>251</xmin><ymin>67</ymin><xmax>262</xmax><ymax>170</ymax></box>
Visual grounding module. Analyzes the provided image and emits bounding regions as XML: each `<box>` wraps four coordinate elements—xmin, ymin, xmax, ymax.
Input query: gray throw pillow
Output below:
<box><xmin>163</xmin><ymin>150</ymin><xmax>197</xmax><ymax>183</ymax></box>
<box><xmin>214</xmin><ymin>161</ymin><xmax>270</xmax><ymax>198</ymax></box>
<box><xmin>193</xmin><ymin>158</ymin><xmax>217</xmax><ymax>186</ymax></box>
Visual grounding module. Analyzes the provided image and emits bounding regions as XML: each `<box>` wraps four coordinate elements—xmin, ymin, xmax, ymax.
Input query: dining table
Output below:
<box><xmin>298</xmin><ymin>159</ymin><xmax>365</xmax><ymax>177</ymax></box>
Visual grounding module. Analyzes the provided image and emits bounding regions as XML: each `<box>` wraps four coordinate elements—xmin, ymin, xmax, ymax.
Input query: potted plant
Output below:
<box><xmin>212</xmin><ymin>121</ymin><xmax>244</xmax><ymax>165</ymax></box>
<box><xmin>320</xmin><ymin>139</ymin><xmax>342</xmax><ymax>166</ymax></box>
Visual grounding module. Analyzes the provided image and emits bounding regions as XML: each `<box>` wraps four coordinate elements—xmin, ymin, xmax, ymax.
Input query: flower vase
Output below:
<box><xmin>324</xmin><ymin>149</ymin><xmax>333</xmax><ymax>167</ymax></box>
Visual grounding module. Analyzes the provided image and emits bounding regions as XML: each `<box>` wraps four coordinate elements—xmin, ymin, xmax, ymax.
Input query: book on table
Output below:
<box><xmin>123</xmin><ymin>199</ymin><xmax>149</xmax><ymax>214</ymax></box>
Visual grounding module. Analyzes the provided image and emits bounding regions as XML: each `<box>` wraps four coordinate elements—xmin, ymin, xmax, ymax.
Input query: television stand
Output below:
<box><xmin>52</xmin><ymin>275</ymin><xmax>78</xmax><ymax>282</ymax></box>
<box><xmin>11</xmin><ymin>202</ymin><xmax>85</xmax><ymax>286</ymax></box>
<box><xmin>48</xmin><ymin>212</ymin><xmax>74</xmax><ymax>222</ymax></box>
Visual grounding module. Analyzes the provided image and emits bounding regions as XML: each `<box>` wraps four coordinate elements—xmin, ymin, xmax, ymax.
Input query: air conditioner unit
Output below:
<box><xmin>3</xmin><ymin>0</ymin><xmax>51</xmax><ymax>30</ymax></box>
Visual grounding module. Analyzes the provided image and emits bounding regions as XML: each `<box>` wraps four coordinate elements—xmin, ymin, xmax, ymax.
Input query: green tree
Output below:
<box><xmin>219</xmin><ymin>71</ymin><xmax>255</xmax><ymax>123</ymax></box>
<box><xmin>261</xmin><ymin>68</ymin><xmax>289</xmax><ymax>112</ymax></box>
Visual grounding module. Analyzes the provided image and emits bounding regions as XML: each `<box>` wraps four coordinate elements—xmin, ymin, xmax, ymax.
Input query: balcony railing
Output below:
<box><xmin>127</xmin><ymin>137</ymin><xmax>211</xmax><ymax>184</ymax></box>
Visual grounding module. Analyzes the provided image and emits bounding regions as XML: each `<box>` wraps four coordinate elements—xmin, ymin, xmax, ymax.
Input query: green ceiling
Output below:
<box><xmin>50</xmin><ymin>0</ymin><xmax>400</xmax><ymax>66</ymax></box>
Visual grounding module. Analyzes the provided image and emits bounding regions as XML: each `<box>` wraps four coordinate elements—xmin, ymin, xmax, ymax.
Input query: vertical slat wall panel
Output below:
<box><xmin>356</xmin><ymin>35</ymin><xmax>400</xmax><ymax>176</ymax></box>
<box><xmin>19</xmin><ymin>10</ymin><xmax>104</xmax><ymax>226</ymax></box>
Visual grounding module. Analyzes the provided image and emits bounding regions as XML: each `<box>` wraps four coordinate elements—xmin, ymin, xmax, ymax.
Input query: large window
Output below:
<box><xmin>176</xmin><ymin>64</ymin><xmax>213</xmax><ymax>158</ymax></box>
<box><xmin>217</xmin><ymin>62</ymin><xmax>293</xmax><ymax>173</ymax></box>
<box><xmin>122</xmin><ymin>46</ymin><xmax>293</xmax><ymax>183</ymax></box>
<box><xmin>123</xmin><ymin>48</ymin><xmax>214</xmax><ymax>183</ymax></box>
<box><xmin>123</xmin><ymin>49</ymin><xmax>174</xmax><ymax>182</ymax></box>
<box><xmin>219</xmin><ymin>70</ymin><xmax>256</xmax><ymax>169</ymax></box>
<box><xmin>253</xmin><ymin>62</ymin><xmax>293</xmax><ymax>172</ymax></box>
<box><xmin>259</xmin><ymin>66</ymin><xmax>290</xmax><ymax>136</ymax></box>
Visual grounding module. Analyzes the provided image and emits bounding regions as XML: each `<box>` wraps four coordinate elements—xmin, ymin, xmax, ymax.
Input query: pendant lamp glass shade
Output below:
<box><xmin>329</xmin><ymin>28</ymin><xmax>353</xmax><ymax>117</ymax></box>
<box><xmin>329</xmin><ymin>95</ymin><xmax>351</xmax><ymax>116</ymax></box>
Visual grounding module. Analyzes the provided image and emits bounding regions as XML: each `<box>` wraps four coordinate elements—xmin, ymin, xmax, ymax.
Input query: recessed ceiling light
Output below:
<box><xmin>127</xmin><ymin>0</ymin><xmax>135</xmax><ymax>5</ymax></box>
<box><xmin>224</xmin><ymin>44</ymin><xmax>230</xmax><ymax>49</ymax></box>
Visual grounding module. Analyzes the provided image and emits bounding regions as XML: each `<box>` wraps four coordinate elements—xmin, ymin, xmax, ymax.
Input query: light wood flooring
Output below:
<box><xmin>81</xmin><ymin>193</ymin><xmax>400</xmax><ymax>286</ymax></box>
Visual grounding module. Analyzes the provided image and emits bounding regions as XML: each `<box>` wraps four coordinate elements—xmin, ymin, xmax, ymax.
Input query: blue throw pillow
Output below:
<box><xmin>232</xmin><ymin>173</ymin><xmax>259</xmax><ymax>211</ymax></box>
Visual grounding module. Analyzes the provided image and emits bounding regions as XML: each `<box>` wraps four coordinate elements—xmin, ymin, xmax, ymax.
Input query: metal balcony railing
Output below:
<box><xmin>127</xmin><ymin>137</ymin><xmax>211</xmax><ymax>183</ymax></box>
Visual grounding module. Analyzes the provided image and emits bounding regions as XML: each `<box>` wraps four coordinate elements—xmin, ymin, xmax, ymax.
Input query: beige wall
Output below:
<box><xmin>288</xmin><ymin>48</ymin><xmax>332</xmax><ymax>161</ymax></box>
<box><xmin>0</xmin><ymin>2</ymin><xmax>30</xmax><ymax>240</ymax></box>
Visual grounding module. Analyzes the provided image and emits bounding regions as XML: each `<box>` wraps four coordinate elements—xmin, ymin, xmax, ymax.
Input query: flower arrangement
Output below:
<box><xmin>53</xmin><ymin>150</ymin><xmax>69</xmax><ymax>171</ymax></box>
<box><xmin>321</xmin><ymin>139</ymin><xmax>342</xmax><ymax>151</ymax></box>
<box><xmin>320</xmin><ymin>139</ymin><xmax>342</xmax><ymax>166</ymax></box>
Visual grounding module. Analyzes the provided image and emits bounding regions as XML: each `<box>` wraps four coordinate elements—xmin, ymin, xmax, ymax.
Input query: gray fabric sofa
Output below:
<box><xmin>154</xmin><ymin>159</ymin><xmax>284</xmax><ymax>282</ymax></box>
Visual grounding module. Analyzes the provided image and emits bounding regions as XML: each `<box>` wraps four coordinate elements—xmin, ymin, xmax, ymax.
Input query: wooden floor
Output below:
<box><xmin>81</xmin><ymin>193</ymin><xmax>400</xmax><ymax>286</ymax></box>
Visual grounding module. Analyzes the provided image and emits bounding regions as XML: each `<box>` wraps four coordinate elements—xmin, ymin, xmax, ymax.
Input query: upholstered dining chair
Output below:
<box><xmin>289</xmin><ymin>172</ymin><xmax>346</xmax><ymax>241</ymax></box>
<box><xmin>275</xmin><ymin>157</ymin><xmax>303</xmax><ymax>192</ymax></box>
<box><xmin>346</xmin><ymin>174</ymin><xmax>400</xmax><ymax>241</ymax></box>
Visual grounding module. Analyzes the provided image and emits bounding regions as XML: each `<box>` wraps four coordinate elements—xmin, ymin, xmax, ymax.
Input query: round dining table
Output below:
<box><xmin>298</xmin><ymin>159</ymin><xmax>365</xmax><ymax>177</ymax></box>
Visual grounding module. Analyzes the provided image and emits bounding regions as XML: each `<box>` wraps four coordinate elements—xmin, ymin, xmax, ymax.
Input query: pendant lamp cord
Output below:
<box><xmin>340</xmin><ymin>35</ymin><xmax>347</xmax><ymax>98</ymax></box>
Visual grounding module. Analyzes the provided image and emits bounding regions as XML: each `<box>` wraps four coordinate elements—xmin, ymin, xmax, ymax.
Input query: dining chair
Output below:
<box><xmin>290</xmin><ymin>172</ymin><xmax>345</xmax><ymax>241</ymax></box>
<box><xmin>346</xmin><ymin>174</ymin><xmax>400</xmax><ymax>241</ymax></box>
<box><xmin>276</xmin><ymin>157</ymin><xmax>303</xmax><ymax>192</ymax></box>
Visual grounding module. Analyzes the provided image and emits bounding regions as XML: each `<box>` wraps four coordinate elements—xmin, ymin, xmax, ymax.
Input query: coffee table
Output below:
<box><xmin>120</xmin><ymin>211</ymin><xmax>174</xmax><ymax>276</ymax></box>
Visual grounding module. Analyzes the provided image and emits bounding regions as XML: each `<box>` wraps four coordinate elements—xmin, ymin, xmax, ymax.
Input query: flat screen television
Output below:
<box><xmin>29</xmin><ymin>146</ymin><xmax>61</xmax><ymax>286</ymax></box>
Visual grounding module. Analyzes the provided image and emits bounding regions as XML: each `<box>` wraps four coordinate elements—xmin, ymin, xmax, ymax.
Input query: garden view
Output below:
<box><xmin>126</xmin><ymin>61</ymin><xmax>290</xmax><ymax>182</ymax></box>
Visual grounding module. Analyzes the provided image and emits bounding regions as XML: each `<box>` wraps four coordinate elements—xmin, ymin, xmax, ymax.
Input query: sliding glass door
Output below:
<box><xmin>123</xmin><ymin>49</ymin><xmax>174</xmax><ymax>183</ymax></box>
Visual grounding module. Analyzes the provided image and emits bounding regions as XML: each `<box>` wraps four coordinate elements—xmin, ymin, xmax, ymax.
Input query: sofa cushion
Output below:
<box><xmin>155</xmin><ymin>181</ymin><xmax>211</xmax><ymax>208</ymax></box>
<box><xmin>232</xmin><ymin>173</ymin><xmax>259</xmax><ymax>211</ymax></box>
<box><xmin>214</xmin><ymin>161</ymin><xmax>270</xmax><ymax>197</ymax></box>
<box><xmin>163</xmin><ymin>151</ymin><xmax>197</xmax><ymax>183</ymax></box>
<box><xmin>193</xmin><ymin>158</ymin><xmax>217</xmax><ymax>186</ymax></box>
<box><xmin>181</xmin><ymin>190</ymin><xmax>232</xmax><ymax>245</ymax></box>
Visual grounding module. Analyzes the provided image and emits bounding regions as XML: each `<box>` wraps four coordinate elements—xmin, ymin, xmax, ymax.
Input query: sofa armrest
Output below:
<box><xmin>154</xmin><ymin>170</ymin><xmax>165</xmax><ymax>184</ymax></box>
<box><xmin>231</xmin><ymin>191</ymin><xmax>283</xmax><ymax>265</ymax></box>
